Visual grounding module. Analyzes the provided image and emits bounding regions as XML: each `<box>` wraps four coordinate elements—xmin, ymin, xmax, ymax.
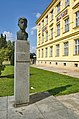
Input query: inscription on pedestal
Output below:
<box><xmin>16</xmin><ymin>53</ymin><xmax>29</xmax><ymax>62</ymax></box>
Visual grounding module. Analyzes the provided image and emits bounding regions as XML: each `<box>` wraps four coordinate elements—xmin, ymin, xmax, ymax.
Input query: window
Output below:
<box><xmin>65</xmin><ymin>18</ymin><xmax>69</xmax><ymax>32</ymax></box>
<box><xmin>56</xmin><ymin>62</ymin><xmax>58</xmax><ymax>65</ymax></box>
<box><xmin>50</xmin><ymin>46</ymin><xmax>53</xmax><ymax>57</ymax></box>
<box><xmin>38</xmin><ymin>37</ymin><xmax>40</xmax><ymax>45</ymax></box>
<box><xmin>57</xmin><ymin>23</ymin><xmax>60</xmax><ymax>36</ymax></box>
<box><xmin>57</xmin><ymin>2</ymin><xmax>60</xmax><ymax>13</ymax></box>
<box><xmin>42</xmin><ymin>49</ymin><xmax>44</xmax><ymax>58</ymax></box>
<box><xmin>46</xmin><ymin>16</ymin><xmax>48</xmax><ymax>24</ymax></box>
<box><xmin>75</xmin><ymin>39</ymin><xmax>79</xmax><ymax>55</ymax></box>
<box><xmin>56</xmin><ymin>44</ymin><xmax>60</xmax><ymax>56</ymax></box>
<box><xmin>64</xmin><ymin>63</ymin><xmax>66</xmax><ymax>66</ymax></box>
<box><xmin>46</xmin><ymin>32</ymin><xmax>48</xmax><ymax>41</ymax></box>
<box><xmin>38</xmin><ymin>50</ymin><xmax>40</xmax><ymax>58</ymax></box>
<box><xmin>45</xmin><ymin>48</ymin><xmax>48</xmax><ymax>57</ymax></box>
<box><xmin>38</xmin><ymin>23</ymin><xmax>41</xmax><ymax>31</ymax></box>
<box><xmin>50</xmin><ymin>10</ymin><xmax>54</xmax><ymax>21</ymax></box>
<box><xmin>42</xmin><ymin>20</ymin><xmax>44</xmax><ymax>28</ymax></box>
<box><xmin>64</xmin><ymin>42</ymin><xmax>68</xmax><ymax>56</ymax></box>
<box><xmin>51</xmin><ymin>28</ymin><xmax>53</xmax><ymax>39</ymax></box>
<box><xmin>65</xmin><ymin>0</ymin><xmax>70</xmax><ymax>6</ymax></box>
<box><xmin>42</xmin><ymin>34</ymin><xmax>44</xmax><ymax>43</ymax></box>
<box><xmin>74</xmin><ymin>64</ymin><xmax>78</xmax><ymax>67</ymax></box>
<box><xmin>76</xmin><ymin>11</ymin><xmax>79</xmax><ymax>27</ymax></box>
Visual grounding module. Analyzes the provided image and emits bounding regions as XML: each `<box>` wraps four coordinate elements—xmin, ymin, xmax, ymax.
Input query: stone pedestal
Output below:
<box><xmin>14</xmin><ymin>40</ymin><xmax>30</xmax><ymax>106</ymax></box>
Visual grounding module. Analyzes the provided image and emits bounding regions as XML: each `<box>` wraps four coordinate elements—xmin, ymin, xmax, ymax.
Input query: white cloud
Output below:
<box><xmin>31</xmin><ymin>26</ymin><xmax>37</xmax><ymax>36</ymax></box>
<box><xmin>30</xmin><ymin>46</ymin><xmax>36</xmax><ymax>53</ymax></box>
<box><xmin>36</xmin><ymin>12</ymin><xmax>41</xmax><ymax>19</ymax></box>
<box><xmin>32</xmin><ymin>26</ymin><xmax>37</xmax><ymax>30</ymax></box>
<box><xmin>3</xmin><ymin>31</ymin><xmax>15</xmax><ymax>41</ymax></box>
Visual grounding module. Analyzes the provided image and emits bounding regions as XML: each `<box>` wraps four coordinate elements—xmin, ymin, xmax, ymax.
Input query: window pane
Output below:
<box><xmin>75</xmin><ymin>40</ymin><xmax>79</xmax><ymax>54</ymax></box>
<box><xmin>76</xmin><ymin>11</ymin><xmax>79</xmax><ymax>27</ymax></box>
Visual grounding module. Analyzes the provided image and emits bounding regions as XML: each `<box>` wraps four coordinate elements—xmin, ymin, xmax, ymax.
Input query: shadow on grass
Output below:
<box><xmin>0</xmin><ymin>74</ymin><xmax>14</xmax><ymax>78</ymax></box>
<box><xmin>48</xmin><ymin>85</ymin><xmax>72</xmax><ymax>96</ymax></box>
<box><xmin>29</xmin><ymin>85</ymin><xmax>72</xmax><ymax>104</ymax></box>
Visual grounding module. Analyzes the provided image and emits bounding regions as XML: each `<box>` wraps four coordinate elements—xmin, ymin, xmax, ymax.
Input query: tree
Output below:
<box><xmin>0</xmin><ymin>34</ymin><xmax>7</xmax><ymax>49</ymax></box>
<box><xmin>0</xmin><ymin>34</ymin><xmax>14</xmax><ymax>75</ymax></box>
<box><xmin>5</xmin><ymin>40</ymin><xmax>14</xmax><ymax>65</ymax></box>
<box><xmin>0</xmin><ymin>48</ymin><xmax>5</xmax><ymax>75</ymax></box>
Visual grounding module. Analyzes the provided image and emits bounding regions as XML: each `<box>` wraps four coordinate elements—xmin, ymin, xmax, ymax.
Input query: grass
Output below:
<box><xmin>0</xmin><ymin>65</ymin><xmax>79</xmax><ymax>97</ymax></box>
<box><xmin>0</xmin><ymin>65</ymin><xmax>14</xmax><ymax>97</ymax></box>
<box><xmin>30</xmin><ymin>67</ymin><xmax>79</xmax><ymax>96</ymax></box>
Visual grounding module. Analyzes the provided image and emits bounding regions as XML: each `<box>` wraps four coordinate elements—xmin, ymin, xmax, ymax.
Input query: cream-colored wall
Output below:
<box><xmin>36</xmin><ymin>0</ymin><xmax>79</xmax><ymax>70</ymax></box>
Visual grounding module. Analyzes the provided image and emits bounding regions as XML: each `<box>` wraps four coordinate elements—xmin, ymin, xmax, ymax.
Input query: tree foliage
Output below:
<box><xmin>0</xmin><ymin>33</ymin><xmax>14</xmax><ymax>75</ymax></box>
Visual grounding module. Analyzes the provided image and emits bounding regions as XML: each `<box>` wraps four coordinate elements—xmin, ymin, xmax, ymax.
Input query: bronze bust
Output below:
<box><xmin>17</xmin><ymin>17</ymin><xmax>28</xmax><ymax>40</ymax></box>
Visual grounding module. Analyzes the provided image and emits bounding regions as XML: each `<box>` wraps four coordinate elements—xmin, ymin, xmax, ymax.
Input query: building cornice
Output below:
<box><xmin>72</xmin><ymin>1</ymin><xmax>79</xmax><ymax>9</ymax></box>
<box><xmin>37</xmin><ymin>31</ymin><xmax>79</xmax><ymax>49</ymax></box>
<box><xmin>36</xmin><ymin>0</ymin><xmax>56</xmax><ymax>24</ymax></box>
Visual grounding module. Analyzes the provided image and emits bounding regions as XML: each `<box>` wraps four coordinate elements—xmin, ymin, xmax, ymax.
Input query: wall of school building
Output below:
<box><xmin>36</xmin><ymin>0</ymin><xmax>79</xmax><ymax>71</ymax></box>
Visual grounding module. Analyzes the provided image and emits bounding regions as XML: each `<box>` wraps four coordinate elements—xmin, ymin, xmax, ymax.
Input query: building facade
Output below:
<box><xmin>36</xmin><ymin>0</ymin><xmax>79</xmax><ymax>71</ymax></box>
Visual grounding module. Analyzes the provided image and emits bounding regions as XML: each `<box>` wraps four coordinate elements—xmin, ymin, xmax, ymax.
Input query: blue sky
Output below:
<box><xmin>0</xmin><ymin>0</ymin><xmax>52</xmax><ymax>53</ymax></box>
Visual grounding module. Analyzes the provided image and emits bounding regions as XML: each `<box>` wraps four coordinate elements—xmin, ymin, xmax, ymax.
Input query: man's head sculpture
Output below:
<box><xmin>17</xmin><ymin>17</ymin><xmax>28</xmax><ymax>40</ymax></box>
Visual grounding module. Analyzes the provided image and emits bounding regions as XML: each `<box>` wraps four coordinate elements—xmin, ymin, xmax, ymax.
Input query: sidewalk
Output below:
<box><xmin>0</xmin><ymin>92</ymin><xmax>79</xmax><ymax>119</ymax></box>
<box><xmin>31</xmin><ymin>65</ymin><xmax>79</xmax><ymax>78</ymax></box>
<box><xmin>56</xmin><ymin>92</ymin><xmax>79</xmax><ymax>116</ymax></box>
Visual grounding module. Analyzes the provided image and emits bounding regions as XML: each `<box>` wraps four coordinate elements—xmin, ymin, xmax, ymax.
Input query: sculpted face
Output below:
<box><xmin>18</xmin><ymin>19</ymin><xmax>27</xmax><ymax>31</ymax></box>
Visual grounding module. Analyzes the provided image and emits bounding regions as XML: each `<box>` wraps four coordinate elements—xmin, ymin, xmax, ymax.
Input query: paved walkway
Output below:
<box><xmin>0</xmin><ymin>92</ymin><xmax>79</xmax><ymax>119</ymax></box>
<box><xmin>56</xmin><ymin>93</ymin><xmax>79</xmax><ymax>116</ymax></box>
<box><xmin>31</xmin><ymin>65</ymin><xmax>79</xmax><ymax>78</ymax></box>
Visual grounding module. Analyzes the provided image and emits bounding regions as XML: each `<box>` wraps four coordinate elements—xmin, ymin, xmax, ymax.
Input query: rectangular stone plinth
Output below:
<box><xmin>14</xmin><ymin>40</ymin><xmax>30</xmax><ymax>106</ymax></box>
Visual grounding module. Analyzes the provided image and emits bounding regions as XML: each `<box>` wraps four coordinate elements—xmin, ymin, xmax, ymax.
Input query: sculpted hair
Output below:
<box><xmin>18</xmin><ymin>17</ymin><xmax>27</xmax><ymax>24</ymax></box>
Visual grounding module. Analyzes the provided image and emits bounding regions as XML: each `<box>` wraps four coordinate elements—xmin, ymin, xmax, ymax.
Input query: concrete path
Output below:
<box><xmin>31</xmin><ymin>65</ymin><xmax>79</xmax><ymax>78</ymax></box>
<box><xmin>0</xmin><ymin>92</ymin><xmax>79</xmax><ymax>119</ymax></box>
<box><xmin>56</xmin><ymin>93</ymin><xmax>79</xmax><ymax>116</ymax></box>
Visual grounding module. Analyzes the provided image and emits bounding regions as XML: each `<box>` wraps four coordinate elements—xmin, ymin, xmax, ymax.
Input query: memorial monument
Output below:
<box><xmin>14</xmin><ymin>17</ymin><xmax>30</xmax><ymax>106</ymax></box>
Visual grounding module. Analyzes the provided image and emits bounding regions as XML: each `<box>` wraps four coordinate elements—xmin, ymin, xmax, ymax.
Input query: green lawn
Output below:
<box><xmin>0</xmin><ymin>65</ymin><xmax>79</xmax><ymax>97</ymax></box>
<box><xmin>0</xmin><ymin>65</ymin><xmax>14</xmax><ymax>97</ymax></box>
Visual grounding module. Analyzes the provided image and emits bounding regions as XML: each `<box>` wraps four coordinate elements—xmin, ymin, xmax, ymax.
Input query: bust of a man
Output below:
<box><xmin>17</xmin><ymin>17</ymin><xmax>28</xmax><ymax>40</ymax></box>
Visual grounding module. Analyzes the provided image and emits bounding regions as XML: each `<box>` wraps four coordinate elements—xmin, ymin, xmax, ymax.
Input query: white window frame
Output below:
<box><xmin>38</xmin><ymin>50</ymin><xmax>40</xmax><ymax>58</ymax></box>
<box><xmin>42</xmin><ymin>20</ymin><xmax>44</xmax><ymax>28</ymax></box>
<box><xmin>75</xmin><ymin>40</ymin><xmax>79</xmax><ymax>55</ymax></box>
<box><xmin>76</xmin><ymin>11</ymin><xmax>79</xmax><ymax>27</ymax></box>
<box><xmin>50</xmin><ymin>10</ymin><xmax>54</xmax><ymax>21</ymax></box>
<box><xmin>50</xmin><ymin>46</ymin><xmax>53</xmax><ymax>57</ymax></box>
<box><xmin>65</xmin><ymin>0</ymin><xmax>70</xmax><ymax>6</ymax></box>
<box><xmin>65</xmin><ymin>18</ymin><xmax>69</xmax><ymax>32</ymax></box>
<box><xmin>64</xmin><ymin>42</ymin><xmax>69</xmax><ymax>56</ymax></box>
<box><xmin>51</xmin><ymin>28</ymin><xmax>53</xmax><ymax>39</ymax></box>
<box><xmin>42</xmin><ymin>49</ymin><xmax>44</xmax><ymax>58</ymax></box>
<box><xmin>57</xmin><ymin>2</ymin><xmax>60</xmax><ymax>13</ymax></box>
<box><xmin>46</xmin><ymin>32</ymin><xmax>48</xmax><ymax>41</ymax></box>
<box><xmin>46</xmin><ymin>16</ymin><xmax>48</xmax><ymax>24</ymax></box>
<box><xmin>45</xmin><ymin>48</ymin><xmax>48</xmax><ymax>57</ymax></box>
<box><xmin>56</xmin><ymin>44</ymin><xmax>60</xmax><ymax>56</ymax></box>
<box><xmin>57</xmin><ymin>24</ymin><xmax>60</xmax><ymax>36</ymax></box>
<box><xmin>42</xmin><ymin>34</ymin><xmax>44</xmax><ymax>43</ymax></box>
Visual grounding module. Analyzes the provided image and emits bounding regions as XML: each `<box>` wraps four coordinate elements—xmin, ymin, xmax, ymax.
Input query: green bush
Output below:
<box><xmin>0</xmin><ymin>64</ymin><xmax>5</xmax><ymax>75</ymax></box>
